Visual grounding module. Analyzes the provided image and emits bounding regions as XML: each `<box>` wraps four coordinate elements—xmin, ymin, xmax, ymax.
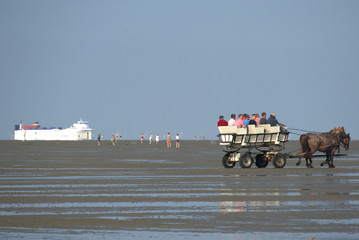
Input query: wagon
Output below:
<box><xmin>218</xmin><ymin>124</ymin><xmax>290</xmax><ymax>168</ymax></box>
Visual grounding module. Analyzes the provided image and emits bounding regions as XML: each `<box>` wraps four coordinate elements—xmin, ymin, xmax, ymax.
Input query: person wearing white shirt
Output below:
<box><xmin>228</xmin><ymin>114</ymin><xmax>236</xmax><ymax>126</ymax></box>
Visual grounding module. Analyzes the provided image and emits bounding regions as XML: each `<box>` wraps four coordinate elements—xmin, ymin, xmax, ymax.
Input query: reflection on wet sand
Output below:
<box><xmin>1</xmin><ymin>140</ymin><xmax>359</xmax><ymax>239</ymax></box>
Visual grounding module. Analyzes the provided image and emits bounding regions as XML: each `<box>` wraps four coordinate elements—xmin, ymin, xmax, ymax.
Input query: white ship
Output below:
<box><xmin>14</xmin><ymin>120</ymin><xmax>93</xmax><ymax>141</ymax></box>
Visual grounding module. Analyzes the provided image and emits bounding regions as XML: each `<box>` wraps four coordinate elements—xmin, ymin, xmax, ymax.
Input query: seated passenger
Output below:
<box><xmin>217</xmin><ymin>115</ymin><xmax>228</xmax><ymax>126</ymax></box>
<box><xmin>248</xmin><ymin>114</ymin><xmax>257</xmax><ymax>126</ymax></box>
<box><xmin>254</xmin><ymin>113</ymin><xmax>260</xmax><ymax>126</ymax></box>
<box><xmin>242</xmin><ymin>114</ymin><xmax>250</xmax><ymax>126</ymax></box>
<box><xmin>228</xmin><ymin>114</ymin><xmax>236</xmax><ymax>126</ymax></box>
<box><xmin>260</xmin><ymin>112</ymin><xmax>268</xmax><ymax>124</ymax></box>
<box><xmin>267</xmin><ymin>112</ymin><xmax>285</xmax><ymax>127</ymax></box>
<box><xmin>234</xmin><ymin>114</ymin><xmax>244</xmax><ymax>128</ymax></box>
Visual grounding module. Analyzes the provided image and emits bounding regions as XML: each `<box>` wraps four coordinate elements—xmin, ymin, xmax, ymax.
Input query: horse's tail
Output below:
<box><xmin>302</xmin><ymin>135</ymin><xmax>311</xmax><ymax>158</ymax></box>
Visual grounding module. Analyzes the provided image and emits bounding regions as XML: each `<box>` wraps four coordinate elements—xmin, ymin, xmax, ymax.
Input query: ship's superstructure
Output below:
<box><xmin>14</xmin><ymin>120</ymin><xmax>93</xmax><ymax>141</ymax></box>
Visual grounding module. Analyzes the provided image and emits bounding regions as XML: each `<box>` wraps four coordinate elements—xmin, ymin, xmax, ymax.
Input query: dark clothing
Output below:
<box><xmin>260</xmin><ymin>118</ymin><xmax>268</xmax><ymax>125</ymax></box>
<box><xmin>248</xmin><ymin>119</ymin><xmax>257</xmax><ymax>126</ymax></box>
<box><xmin>267</xmin><ymin>115</ymin><xmax>278</xmax><ymax>126</ymax></box>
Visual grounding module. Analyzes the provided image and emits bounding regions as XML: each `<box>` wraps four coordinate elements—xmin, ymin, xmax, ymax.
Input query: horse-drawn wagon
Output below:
<box><xmin>218</xmin><ymin>125</ymin><xmax>350</xmax><ymax>169</ymax></box>
<box><xmin>218</xmin><ymin>124</ymin><xmax>289</xmax><ymax>168</ymax></box>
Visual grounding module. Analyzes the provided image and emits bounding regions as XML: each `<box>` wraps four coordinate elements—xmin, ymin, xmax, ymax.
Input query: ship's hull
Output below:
<box><xmin>14</xmin><ymin>120</ymin><xmax>93</xmax><ymax>141</ymax></box>
<box><xmin>14</xmin><ymin>129</ymin><xmax>92</xmax><ymax>141</ymax></box>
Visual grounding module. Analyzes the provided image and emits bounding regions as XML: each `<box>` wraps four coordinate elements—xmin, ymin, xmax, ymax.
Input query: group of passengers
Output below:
<box><xmin>217</xmin><ymin>112</ymin><xmax>285</xmax><ymax>128</ymax></box>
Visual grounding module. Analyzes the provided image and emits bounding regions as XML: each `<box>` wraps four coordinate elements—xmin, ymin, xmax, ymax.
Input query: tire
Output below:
<box><xmin>239</xmin><ymin>152</ymin><xmax>254</xmax><ymax>168</ymax></box>
<box><xmin>272</xmin><ymin>153</ymin><xmax>286</xmax><ymax>168</ymax></box>
<box><xmin>222</xmin><ymin>154</ymin><xmax>236</xmax><ymax>168</ymax></box>
<box><xmin>255</xmin><ymin>154</ymin><xmax>268</xmax><ymax>168</ymax></box>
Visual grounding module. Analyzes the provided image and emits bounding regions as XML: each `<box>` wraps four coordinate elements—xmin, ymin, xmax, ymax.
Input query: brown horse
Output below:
<box><xmin>296</xmin><ymin>127</ymin><xmax>350</xmax><ymax>168</ymax></box>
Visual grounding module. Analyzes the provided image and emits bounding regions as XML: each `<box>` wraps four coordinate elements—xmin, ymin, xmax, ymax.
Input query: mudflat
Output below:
<box><xmin>0</xmin><ymin>140</ymin><xmax>359</xmax><ymax>239</ymax></box>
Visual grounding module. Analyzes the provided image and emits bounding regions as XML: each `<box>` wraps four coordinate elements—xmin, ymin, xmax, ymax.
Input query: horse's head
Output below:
<box><xmin>341</xmin><ymin>133</ymin><xmax>350</xmax><ymax>150</ymax></box>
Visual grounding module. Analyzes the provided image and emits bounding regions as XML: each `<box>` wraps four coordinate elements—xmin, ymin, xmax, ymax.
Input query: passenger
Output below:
<box><xmin>217</xmin><ymin>115</ymin><xmax>228</xmax><ymax>126</ymax></box>
<box><xmin>242</xmin><ymin>114</ymin><xmax>250</xmax><ymax>126</ymax></box>
<box><xmin>248</xmin><ymin>114</ymin><xmax>257</xmax><ymax>126</ymax></box>
<box><xmin>260</xmin><ymin>112</ymin><xmax>268</xmax><ymax>125</ymax></box>
<box><xmin>254</xmin><ymin>113</ymin><xmax>261</xmax><ymax>126</ymax></box>
<box><xmin>228</xmin><ymin>114</ymin><xmax>236</xmax><ymax>126</ymax></box>
<box><xmin>268</xmin><ymin>112</ymin><xmax>285</xmax><ymax>127</ymax></box>
<box><xmin>234</xmin><ymin>114</ymin><xmax>244</xmax><ymax>128</ymax></box>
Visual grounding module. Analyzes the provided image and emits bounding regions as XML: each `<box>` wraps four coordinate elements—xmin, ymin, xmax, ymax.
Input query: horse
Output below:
<box><xmin>296</xmin><ymin>127</ymin><xmax>350</xmax><ymax>168</ymax></box>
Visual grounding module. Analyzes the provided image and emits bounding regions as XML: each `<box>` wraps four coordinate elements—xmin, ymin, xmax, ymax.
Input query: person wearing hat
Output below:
<box><xmin>267</xmin><ymin>112</ymin><xmax>285</xmax><ymax>127</ymax></box>
<box><xmin>217</xmin><ymin>115</ymin><xmax>228</xmax><ymax>126</ymax></box>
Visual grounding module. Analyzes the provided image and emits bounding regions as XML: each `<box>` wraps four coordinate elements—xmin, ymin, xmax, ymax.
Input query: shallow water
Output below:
<box><xmin>1</xmin><ymin>140</ymin><xmax>359</xmax><ymax>239</ymax></box>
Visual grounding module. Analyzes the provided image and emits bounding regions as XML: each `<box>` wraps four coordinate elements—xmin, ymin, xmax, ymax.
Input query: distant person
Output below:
<box><xmin>243</xmin><ymin>114</ymin><xmax>250</xmax><ymax>126</ymax></box>
<box><xmin>140</xmin><ymin>133</ymin><xmax>144</xmax><ymax>144</ymax></box>
<box><xmin>234</xmin><ymin>114</ymin><xmax>244</xmax><ymax>128</ymax></box>
<box><xmin>248</xmin><ymin>114</ymin><xmax>257</xmax><ymax>126</ymax></box>
<box><xmin>149</xmin><ymin>135</ymin><xmax>153</xmax><ymax>144</ymax></box>
<box><xmin>97</xmin><ymin>133</ymin><xmax>101</xmax><ymax>146</ymax></box>
<box><xmin>115</xmin><ymin>133</ymin><xmax>119</xmax><ymax>143</ymax></box>
<box><xmin>111</xmin><ymin>135</ymin><xmax>115</xmax><ymax>146</ymax></box>
<box><xmin>228</xmin><ymin>114</ymin><xmax>236</xmax><ymax>126</ymax></box>
<box><xmin>167</xmin><ymin>132</ymin><xmax>171</xmax><ymax>148</ymax></box>
<box><xmin>268</xmin><ymin>112</ymin><xmax>285</xmax><ymax>127</ymax></box>
<box><xmin>176</xmin><ymin>133</ymin><xmax>180</xmax><ymax>148</ymax></box>
<box><xmin>119</xmin><ymin>133</ymin><xmax>122</xmax><ymax>140</ymax></box>
<box><xmin>260</xmin><ymin>112</ymin><xmax>268</xmax><ymax>125</ymax></box>
<box><xmin>217</xmin><ymin>115</ymin><xmax>228</xmax><ymax>126</ymax></box>
<box><xmin>155</xmin><ymin>134</ymin><xmax>159</xmax><ymax>144</ymax></box>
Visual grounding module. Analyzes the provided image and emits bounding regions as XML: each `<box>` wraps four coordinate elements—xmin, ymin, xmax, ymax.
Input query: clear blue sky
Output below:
<box><xmin>1</xmin><ymin>0</ymin><xmax>358</xmax><ymax>140</ymax></box>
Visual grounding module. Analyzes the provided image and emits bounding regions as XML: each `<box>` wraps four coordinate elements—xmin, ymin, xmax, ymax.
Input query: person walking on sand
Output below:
<box><xmin>176</xmin><ymin>133</ymin><xmax>180</xmax><ymax>148</ymax></box>
<box><xmin>97</xmin><ymin>133</ymin><xmax>101</xmax><ymax>146</ymax></box>
<box><xmin>140</xmin><ymin>133</ymin><xmax>144</xmax><ymax>144</ymax></box>
<box><xmin>149</xmin><ymin>135</ymin><xmax>153</xmax><ymax>144</ymax></box>
<box><xmin>115</xmin><ymin>133</ymin><xmax>119</xmax><ymax>143</ymax></box>
<box><xmin>111</xmin><ymin>135</ymin><xmax>115</xmax><ymax>146</ymax></box>
<box><xmin>155</xmin><ymin>134</ymin><xmax>159</xmax><ymax>144</ymax></box>
<box><xmin>167</xmin><ymin>132</ymin><xmax>171</xmax><ymax>148</ymax></box>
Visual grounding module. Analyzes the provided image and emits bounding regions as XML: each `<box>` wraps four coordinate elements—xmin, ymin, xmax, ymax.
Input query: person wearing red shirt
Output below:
<box><xmin>217</xmin><ymin>115</ymin><xmax>228</xmax><ymax>126</ymax></box>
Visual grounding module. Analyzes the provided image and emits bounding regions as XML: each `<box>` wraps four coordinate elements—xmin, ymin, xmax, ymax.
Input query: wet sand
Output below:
<box><xmin>1</xmin><ymin>140</ymin><xmax>359</xmax><ymax>239</ymax></box>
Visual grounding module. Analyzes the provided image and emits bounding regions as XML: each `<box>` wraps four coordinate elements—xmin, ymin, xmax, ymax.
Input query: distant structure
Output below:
<box><xmin>14</xmin><ymin>119</ymin><xmax>93</xmax><ymax>141</ymax></box>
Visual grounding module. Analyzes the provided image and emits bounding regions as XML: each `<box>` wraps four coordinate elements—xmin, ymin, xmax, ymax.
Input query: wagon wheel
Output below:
<box><xmin>272</xmin><ymin>153</ymin><xmax>286</xmax><ymax>168</ymax></box>
<box><xmin>222</xmin><ymin>154</ymin><xmax>236</xmax><ymax>168</ymax></box>
<box><xmin>255</xmin><ymin>154</ymin><xmax>268</xmax><ymax>168</ymax></box>
<box><xmin>239</xmin><ymin>152</ymin><xmax>254</xmax><ymax>168</ymax></box>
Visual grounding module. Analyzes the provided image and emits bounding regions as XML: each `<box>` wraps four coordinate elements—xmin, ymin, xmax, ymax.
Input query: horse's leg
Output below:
<box><xmin>306</xmin><ymin>157</ymin><xmax>313</xmax><ymax>168</ymax></box>
<box><xmin>329</xmin><ymin>152</ymin><xmax>335</xmax><ymax>168</ymax></box>
<box><xmin>320</xmin><ymin>153</ymin><xmax>330</xmax><ymax>167</ymax></box>
<box><xmin>296</xmin><ymin>157</ymin><xmax>301</xmax><ymax>166</ymax></box>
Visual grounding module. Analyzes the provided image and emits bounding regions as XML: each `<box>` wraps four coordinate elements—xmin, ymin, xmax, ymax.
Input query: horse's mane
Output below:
<box><xmin>329</xmin><ymin>127</ymin><xmax>345</xmax><ymax>134</ymax></box>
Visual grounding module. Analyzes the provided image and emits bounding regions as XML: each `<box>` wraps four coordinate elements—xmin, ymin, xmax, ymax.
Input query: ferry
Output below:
<box><xmin>14</xmin><ymin>119</ymin><xmax>93</xmax><ymax>141</ymax></box>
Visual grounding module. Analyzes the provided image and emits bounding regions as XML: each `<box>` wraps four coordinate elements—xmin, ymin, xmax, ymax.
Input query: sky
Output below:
<box><xmin>1</xmin><ymin>0</ymin><xmax>358</xmax><ymax>140</ymax></box>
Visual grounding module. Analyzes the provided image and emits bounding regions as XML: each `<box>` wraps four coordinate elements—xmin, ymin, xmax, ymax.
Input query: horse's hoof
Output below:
<box><xmin>329</xmin><ymin>165</ymin><xmax>336</xmax><ymax>168</ymax></box>
<box><xmin>320</xmin><ymin>163</ymin><xmax>324</xmax><ymax>167</ymax></box>
<box><xmin>307</xmin><ymin>165</ymin><xmax>313</xmax><ymax>168</ymax></box>
<box><xmin>296</xmin><ymin>162</ymin><xmax>300</xmax><ymax>166</ymax></box>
